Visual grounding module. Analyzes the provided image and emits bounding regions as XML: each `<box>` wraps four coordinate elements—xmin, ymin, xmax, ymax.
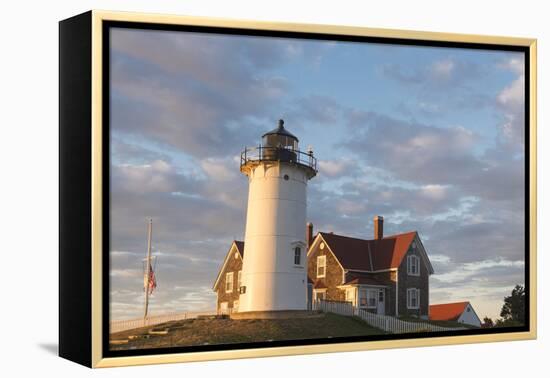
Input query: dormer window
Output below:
<box><xmin>407</xmin><ymin>255</ymin><xmax>420</xmax><ymax>276</ymax></box>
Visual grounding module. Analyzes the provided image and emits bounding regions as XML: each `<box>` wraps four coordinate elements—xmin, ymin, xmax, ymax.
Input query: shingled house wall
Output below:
<box><xmin>397</xmin><ymin>243</ymin><xmax>429</xmax><ymax>318</ymax></box>
<box><xmin>215</xmin><ymin>249</ymin><xmax>242</xmax><ymax>311</ymax></box>
<box><xmin>308</xmin><ymin>244</ymin><xmax>345</xmax><ymax>301</ymax></box>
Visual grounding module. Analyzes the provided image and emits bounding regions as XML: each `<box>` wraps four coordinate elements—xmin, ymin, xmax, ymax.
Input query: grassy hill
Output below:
<box><xmin>110</xmin><ymin>312</ymin><xmax>386</xmax><ymax>351</ymax></box>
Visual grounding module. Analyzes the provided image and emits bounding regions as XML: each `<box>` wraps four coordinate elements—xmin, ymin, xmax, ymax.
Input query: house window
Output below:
<box><xmin>359</xmin><ymin>289</ymin><xmax>367</xmax><ymax>306</ymax></box>
<box><xmin>367</xmin><ymin>289</ymin><xmax>378</xmax><ymax>308</ymax></box>
<box><xmin>314</xmin><ymin>290</ymin><xmax>326</xmax><ymax>301</ymax></box>
<box><xmin>317</xmin><ymin>255</ymin><xmax>326</xmax><ymax>278</ymax></box>
<box><xmin>407</xmin><ymin>288</ymin><xmax>420</xmax><ymax>309</ymax></box>
<box><xmin>237</xmin><ymin>270</ymin><xmax>242</xmax><ymax>289</ymax></box>
<box><xmin>294</xmin><ymin>247</ymin><xmax>301</xmax><ymax>265</ymax></box>
<box><xmin>407</xmin><ymin>255</ymin><xmax>420</xmax><ymax>276</ymax></box>
<box><xmin>225</xmin><ymin>272</ymin><xmax>234</xmax><ymax>293</ymax></box>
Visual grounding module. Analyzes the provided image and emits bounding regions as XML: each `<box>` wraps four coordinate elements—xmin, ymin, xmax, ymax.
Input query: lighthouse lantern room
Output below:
<box><xmin>238</xmin><ymin>120</ymin><xmax>317</xmax><ymax>314</ymax></box>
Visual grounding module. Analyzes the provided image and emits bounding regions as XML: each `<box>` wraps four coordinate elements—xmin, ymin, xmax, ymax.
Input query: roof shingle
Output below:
<box><xmin>429</xmin><ymin>302</ymin><xmax>469</xmax><ymax>321</ymax></box>
<box><xmin>319</xmin><ymin>231</ymin><xmax>418</xmax><ymax>271</ymax></box>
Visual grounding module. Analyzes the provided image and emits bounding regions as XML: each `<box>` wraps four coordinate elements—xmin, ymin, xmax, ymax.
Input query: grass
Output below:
<box><xmin>109</xmin><ymin>312</ymin><xmax>386</xmax><ymax>351</ymax></box>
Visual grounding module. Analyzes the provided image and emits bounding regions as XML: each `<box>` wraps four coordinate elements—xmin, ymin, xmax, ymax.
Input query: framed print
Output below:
<box><xmin>59</xmin><ymin>10</ymin><xmax>537</xmax><ymax>368</ymax></box>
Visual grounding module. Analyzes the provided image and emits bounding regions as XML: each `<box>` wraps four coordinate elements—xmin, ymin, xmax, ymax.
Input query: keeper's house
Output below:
<box><xmin>307</xmin><ymin>216</ymin><xmax>434</xmax><ymax>319</ymax></box>
<box><xmin>213</xmin><ymin>216</ymin><xmax>434</xmax><ymax>319</ymax></box>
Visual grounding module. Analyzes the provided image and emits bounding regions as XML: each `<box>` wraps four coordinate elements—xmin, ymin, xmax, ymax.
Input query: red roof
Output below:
<box><xmin>319</xmin><ymin>231</ymin><xmax>423</xmax><ymax>271</ymax></box>
<box><xmin>344</xmin><ymin>276</ymin><xmax>389</xmax><ymax>286</ymax></box>
<box><xmin>429</xmin><ymin>302</ymin><xmax>469</xmax><ymax>321</ymax></box>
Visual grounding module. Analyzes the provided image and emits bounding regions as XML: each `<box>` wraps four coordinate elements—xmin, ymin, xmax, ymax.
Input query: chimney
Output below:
<box><xmin>374</xmin><ymin>216</ymin><xmax>384</xmax><ymax>240</ymax></box>
<box><xmin>306</xmin><ymin>222</ymin><xmax>313</xmax><ymax>247</ymax></box>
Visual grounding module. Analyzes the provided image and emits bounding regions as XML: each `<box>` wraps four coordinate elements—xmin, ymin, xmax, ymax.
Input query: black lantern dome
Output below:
<box><xmin>262</xmin><ymin>119</ymin><xmax>299</xmax><ymax>150</ymax></box>
<box><xmin>240</xmin><ymin>119</ymin><xmax>317</xmax><ymax>179</ymax></box>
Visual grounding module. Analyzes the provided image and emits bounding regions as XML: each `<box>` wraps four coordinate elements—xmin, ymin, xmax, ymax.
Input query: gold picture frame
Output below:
<box><xmin>59</xmin><ymin>10</ymin><xmax>537</xmax><ymax>368</ymax></box>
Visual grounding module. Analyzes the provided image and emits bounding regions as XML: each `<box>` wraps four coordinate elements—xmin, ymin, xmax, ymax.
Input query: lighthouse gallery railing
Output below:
<box><xmin>240</xmin><ymin>146</ymin><xmax>317</xmax><ymax>172</ymax></box>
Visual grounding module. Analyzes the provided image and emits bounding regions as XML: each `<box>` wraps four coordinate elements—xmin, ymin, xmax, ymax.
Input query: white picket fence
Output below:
<box><xmin>314</xmin><ymin>300</ymin><xmax>465</xmax><ymax>334</ymax></box>
<box><xmin>110</xmin><ymin>310</ymin><xmax>220</xmax><ymax>333</ymax></box>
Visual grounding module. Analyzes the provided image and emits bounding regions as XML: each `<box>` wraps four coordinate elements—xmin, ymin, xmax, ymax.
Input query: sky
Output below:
<box><xmin>109</xmin><ymin>27</ymin><xmax>526</xmax><ymax>321</ymax></box>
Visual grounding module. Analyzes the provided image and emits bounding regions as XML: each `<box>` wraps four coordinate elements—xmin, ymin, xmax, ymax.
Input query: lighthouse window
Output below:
<box><xmin>284</xmin><ymin>174</ymin><xmax>289</xmax><ymax>181</ymax></box>
<box><xmin>294</xmin><ymin>247</ymin><xmax>301</xmax><ymax>265</ymax></box>
<box><xmin>317</xmin><ymin>255</ymin><xmax>326</xmax><ymax>278</ymax></box>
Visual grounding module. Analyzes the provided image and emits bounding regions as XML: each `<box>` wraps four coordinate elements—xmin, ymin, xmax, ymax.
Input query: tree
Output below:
<box><xmin>498</xmin><ymin>285</ymin><xmax>525</xmax><ymax>326</ymax></box>
<box><xmin>481</xmin><ymin>317</ymin><xmax>494</xmax><ymax>328</ymax></box>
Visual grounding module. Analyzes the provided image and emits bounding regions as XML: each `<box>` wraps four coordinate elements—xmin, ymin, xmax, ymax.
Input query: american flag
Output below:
<box><xmin>144</xmin><ymin>263</ymin><xmax>157</xmax><ymax>295</ymax></box>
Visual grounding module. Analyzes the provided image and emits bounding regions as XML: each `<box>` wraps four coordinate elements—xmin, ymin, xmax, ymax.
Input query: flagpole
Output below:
<box><xmin>144</xmin><ymin>218</ymin><xmax>153</xmax><ymax>320</ymax></box>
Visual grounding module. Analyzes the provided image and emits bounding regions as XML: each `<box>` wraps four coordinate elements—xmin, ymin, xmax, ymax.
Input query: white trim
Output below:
<box><xmin>317</xmin><ymin>255</ymin><xmax>327</xmax><ymax>278</ymax></box>
<box><xmin>225</xmin><ymin>272</ymin><xmax>234</xmax><ymax>293</ymax></box>
<box><xmin>291</xmin><ymin>240</ymin><xmax>307</xmax><ymax>248</ymax></box>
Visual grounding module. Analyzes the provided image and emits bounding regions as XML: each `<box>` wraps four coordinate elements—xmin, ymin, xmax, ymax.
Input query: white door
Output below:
<box><xmin>220</xmin><ymin>301</ymin><xmax>228</xmax><ymax>314</ymax></box>
<box><xmin>377</xmin><ymin>290</ymin><xmax>385</xmax><ymax>315</ymax></box>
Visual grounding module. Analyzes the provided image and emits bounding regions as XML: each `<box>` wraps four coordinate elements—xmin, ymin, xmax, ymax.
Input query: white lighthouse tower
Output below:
<box><xmin>238</xmin><ymin>119</ymin><xmax>317</xmax><ymax>314</ymax></box>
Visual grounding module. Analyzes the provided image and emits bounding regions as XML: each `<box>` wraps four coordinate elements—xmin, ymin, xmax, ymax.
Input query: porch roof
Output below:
<box><xmin>343</xmin><ymin>276</ymin><xmax>389</xmax><ymax>287</ymax></box>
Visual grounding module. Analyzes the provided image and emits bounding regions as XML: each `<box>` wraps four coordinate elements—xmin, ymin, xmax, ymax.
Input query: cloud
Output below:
<box><xmin>345</xmin><ymin>113</ymin><xmax>481</xmax><ymax>186</ymax></box>
<box><xmin>284</xmin><ymin>95</ymin><xmax>345</xmax><ymax>126</ymax></box>
<box><xmin>429</xmin><ymin>256</ymin><xmax>525</xmax><ymax>319</ymax></box>
<box><xmin>110</xmin><ymin>28</ymin><xmax>292</xmax><ymax>158</ymax></box>
<box><xmin>497</xmin><ymin>56</ymin><xmax>525</xmax><ymax>75</ymax></box>
<box><xmin>112</xmin><ymin>160</ymin><xmax>198</xmax><ymax>194</ymax></box>
<box><xmin>496</xmin><ymin>74</ymin><xmax>525</xmax><ymax>146</ymax></box>
<box><xmin>318</xmin><ymin>159</ymin><xmax>357</xmax><ymax>178</ymax></box>
<box><xmin>382</xmin><ymin>57</ymin><xmax>483</xmax><ymax>89</ymax></box>
<box><xmin>200</xmin><ymin>157</ymin><xmax>240</xmax><ymax>182</ymax></box>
